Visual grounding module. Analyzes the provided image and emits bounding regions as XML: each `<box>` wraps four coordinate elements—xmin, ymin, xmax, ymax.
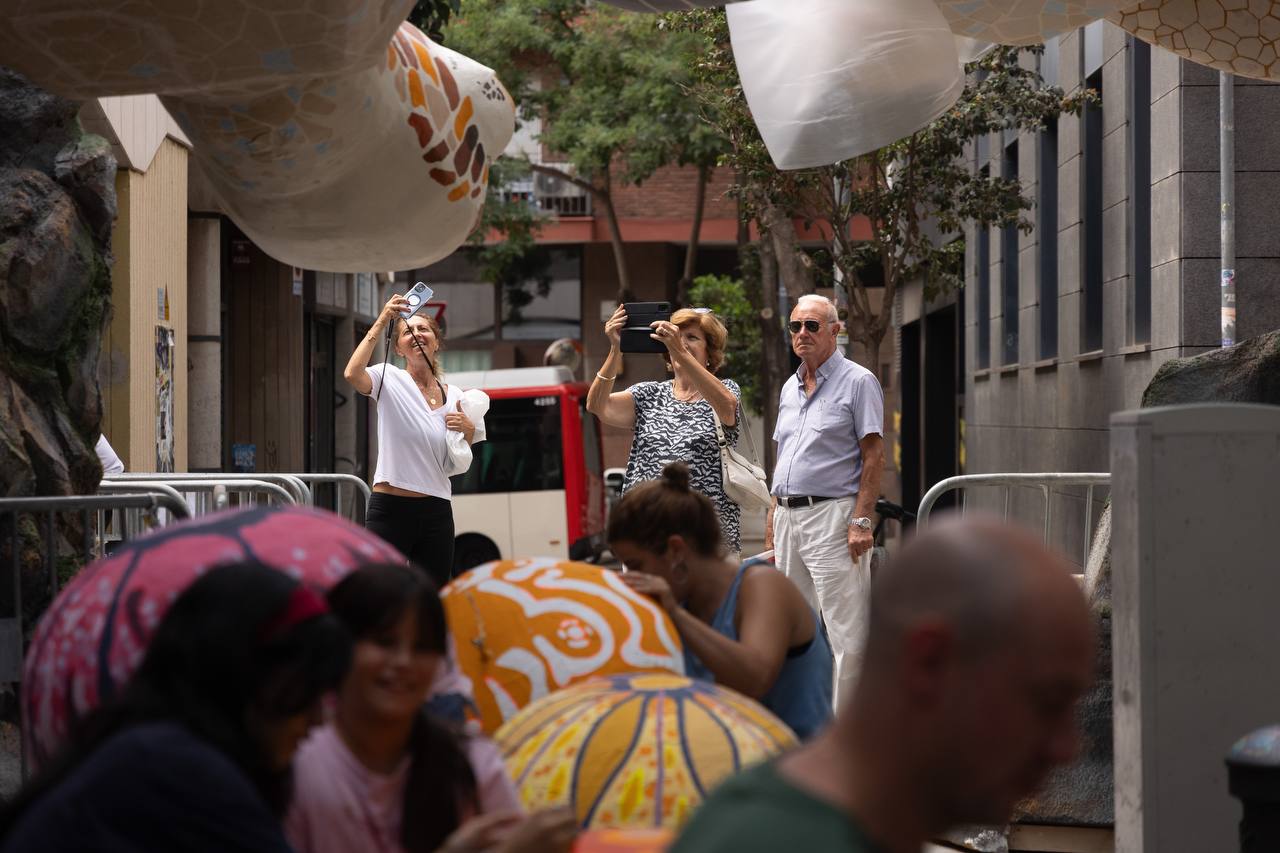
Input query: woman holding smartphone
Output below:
<box><xmin>586</xmin><ymin>304</ymin><xmax>745</xmax><ymax>557</ymax></box>
<box><xmin>344</xmin><ymin>293</ymin><xmax>481</xmax><ymax>587</ymax></box>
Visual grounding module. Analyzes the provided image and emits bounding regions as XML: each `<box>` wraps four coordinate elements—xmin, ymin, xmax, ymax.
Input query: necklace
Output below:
<box><xmin>418</xmin><ymin>378</ymin><xmax>442</xmax><ymax>407</ymax></box>
<box><xmin>672</xmin><ymin>383</ymin><xmax>701</xmax><ymax>403</ymax></box>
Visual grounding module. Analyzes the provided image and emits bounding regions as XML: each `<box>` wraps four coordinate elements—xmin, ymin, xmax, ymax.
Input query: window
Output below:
<box><xmin>450</xmin><ymin>396</ymin><xmax>564</xmax><ymax>494</ymax></box>
<box><xmin>1038</xmin><ymin>120</ymin><xmax>1059</xmax><ymax>359</ymax></box>
<box><xmin>1080</xmin><ymin>68</ymin><xmax>1104</xmax><ymax>353</ymax></box>
<box><xmin>1002</xmin><ymin>140</ymin><xmax>1020</xmax><ymax>365</ymax></box>
<box><xmin>976</xmin><ymin>164</ymin><xmax>992</xmax><ymax>370</ymax></box>
<box><xmin>580</xmin><ymin>400</ymin><xmax>602</xmax><ymax>477</ymax></box>
<box><xmin>1128</xmin><ymin>36</ymin><xmax>1152</xmax><ymax>344</ymax></box>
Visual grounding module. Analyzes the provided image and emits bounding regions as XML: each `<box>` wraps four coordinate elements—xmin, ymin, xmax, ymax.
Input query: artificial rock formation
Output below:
<box><xmin>0</xmin><ymin>67</ymin><xmax>115</xmax><ymax>625</ymax></box>
<box><xmin>0</xmin><ymin>67</ymin><xmax>113</xmax><ymax>498</ymax></box>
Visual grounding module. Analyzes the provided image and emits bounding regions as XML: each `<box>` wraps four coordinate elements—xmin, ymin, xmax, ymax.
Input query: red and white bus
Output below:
<box><xmin>446</xmin><ymin>366</ymin><xmax>607</xmax><ymax>573</ymax></box>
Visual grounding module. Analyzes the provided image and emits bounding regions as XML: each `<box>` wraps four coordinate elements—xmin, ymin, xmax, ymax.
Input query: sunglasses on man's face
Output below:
<box><xmin>788</xmin><ymin>319</ymin><xmax>823</xmax><ymax>334</ymax></box>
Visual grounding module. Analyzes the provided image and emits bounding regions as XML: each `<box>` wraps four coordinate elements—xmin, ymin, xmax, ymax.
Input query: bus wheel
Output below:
<box><xmin>453</xmin><ymin>534</ymin><xmax>501</xmax><ymax>576</ymax></box>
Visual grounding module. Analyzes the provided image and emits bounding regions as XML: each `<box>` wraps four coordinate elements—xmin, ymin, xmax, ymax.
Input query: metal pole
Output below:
<box><xmin>1221</xmin><ymin>71</ymin><xmax>1236</xmax><ymax>348</ymax></box>
<box><xmin>832</xmin><ymin>175</ymin><xmax>850</xmax><ymax>356</ymax></box>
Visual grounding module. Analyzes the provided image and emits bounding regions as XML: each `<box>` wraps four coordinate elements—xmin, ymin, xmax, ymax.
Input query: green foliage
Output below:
<box><xmin>688</xmin><ymin>274</ymin><xmax>763</xmax><ymax>414</ymax></box>
<box><xmin>448</xmin><ymin>1</ymin><xmax>717</xmax><ymax>187</ymax></box>
<box><xmin>409</xmin><ymin>0</ymin><xmax>460</xmax><ymax>43</ymax></box>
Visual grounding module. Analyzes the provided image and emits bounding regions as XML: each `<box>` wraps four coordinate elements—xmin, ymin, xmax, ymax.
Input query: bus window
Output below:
<box><xmin>451</xmin><ymin>396</ymin><xmax>564</xmax><ymax>494</ymax></box>
<box><xmin>579</xmin><ymin>400</ymin><xmax>602</xmax><ymax>476</ymax></box>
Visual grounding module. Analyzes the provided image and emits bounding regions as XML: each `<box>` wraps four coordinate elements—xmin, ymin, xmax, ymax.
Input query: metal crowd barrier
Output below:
<box><xmin>104</xmin><ymin>472</ymin><xmax>310</xmax><ymax>506</ymax></box>
<box><xmin>0</xmin><ymin>494</ymin><xmax>191</xmax><ymax>678</ymax></box>
<box><xmin>292</xmin><ymin>473</ymin><xmax>371</xmax><ymax>523</ymax></box>
<box><xmin>917</xmin><ymin>473</ymin><xmax>1111</xmax><ymax>567</ymax></box>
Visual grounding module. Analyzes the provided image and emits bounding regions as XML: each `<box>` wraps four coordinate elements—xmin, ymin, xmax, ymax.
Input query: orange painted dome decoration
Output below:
<box><xmin>441</xmin><ymin>560</ymin><xmax>685</xmax><ymax>733</ymax></box>
<box><xmin>495</xmin><ymin>673</ymin><xmax>797</xmax><ymax>830</ymax></box>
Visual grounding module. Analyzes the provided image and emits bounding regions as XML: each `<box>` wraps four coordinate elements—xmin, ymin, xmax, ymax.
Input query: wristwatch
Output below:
<box><xmin>849</xmin><ymin>516</ymin><xmax>872</xmax><ymax>531</ymax></box>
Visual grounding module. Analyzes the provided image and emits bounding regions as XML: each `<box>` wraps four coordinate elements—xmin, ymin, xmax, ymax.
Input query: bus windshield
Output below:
<box><xmin>450</xmin><ymin>395</ymin><xmax>564</xmax><ymax>494</ymax></box>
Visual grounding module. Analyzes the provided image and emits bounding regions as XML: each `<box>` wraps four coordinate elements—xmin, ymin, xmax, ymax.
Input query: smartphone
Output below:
<box><xmin>619</xmin><ymin>301</ymin><xmax>673</xmax><ymax>353</ymax></box>
<box><xmin>400</xmin><ymin>281</ymin><xmax>434</xmax><ymax>319</ymax></box>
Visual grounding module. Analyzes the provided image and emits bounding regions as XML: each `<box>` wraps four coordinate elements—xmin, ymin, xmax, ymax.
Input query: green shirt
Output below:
<box><xmin>672</xmin><ymin>761</ymin><xmax>883</xmax><ymax>853</ymax></box>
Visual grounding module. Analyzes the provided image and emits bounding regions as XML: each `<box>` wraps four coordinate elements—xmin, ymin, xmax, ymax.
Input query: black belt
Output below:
<box><xmin>778</xmin><ymin>495</ymin><xmax>837</xmax><ymax>509</ymax></box>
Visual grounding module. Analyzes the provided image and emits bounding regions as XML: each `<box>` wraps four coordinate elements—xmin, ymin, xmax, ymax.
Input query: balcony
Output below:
<box><xmin>501</xmin><ymin>172</ymin><xmax>592</xmax><ymax>219</ymax></box>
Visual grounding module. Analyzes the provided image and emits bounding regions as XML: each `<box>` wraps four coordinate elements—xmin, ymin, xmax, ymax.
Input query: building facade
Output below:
<box><xmin>898</xmin><ymin>22</ymin><xmax>1280</xmax><ymax>561</ymax></box>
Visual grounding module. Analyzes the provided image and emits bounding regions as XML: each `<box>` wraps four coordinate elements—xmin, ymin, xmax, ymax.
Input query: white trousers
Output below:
<box><xmin>774</xmin><ymin>497</ymin><xmax>871</xmax><ymax>709</ymax></box>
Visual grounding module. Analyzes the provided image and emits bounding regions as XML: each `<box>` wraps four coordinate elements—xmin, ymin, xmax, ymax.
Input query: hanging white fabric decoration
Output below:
<box><xmin>727</xmin><ymin>0</ymin><xmax>963</xmax><ymax>171</ymax></box>
<box><xmin>935</xmin><ymin>0</ymin><xmax>1128</xmax><ymax>46</ymax></box>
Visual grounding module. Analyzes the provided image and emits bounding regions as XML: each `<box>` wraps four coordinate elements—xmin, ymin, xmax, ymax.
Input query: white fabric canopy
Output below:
<box><xmin>728</xmin><ymin>0</ymin><xmax>964</xmax><ymax>170</ymax></box>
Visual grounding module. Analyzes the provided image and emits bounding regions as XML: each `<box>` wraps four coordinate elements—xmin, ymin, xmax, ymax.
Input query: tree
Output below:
<box><xmin>409</xmin><ymin>0</ymin><xmax>460</xmax><ymax>43</ymax></box>
<box><xmin>688</xmin><ymin>273</ymin><xmax>762</xmax><ymax>414</ymax></box>
<box><xmin>446</xmin><ymin>1</ymin><xmax>714</xmax><ymax>300</ymax></box>
<box><xmin>673</xmin><ymin>11</ymin><xmax>1093</xmax><ymax>383</ymax></box>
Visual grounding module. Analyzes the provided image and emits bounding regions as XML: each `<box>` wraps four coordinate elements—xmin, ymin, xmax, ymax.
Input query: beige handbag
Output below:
<box><xmin>711</xmin><ymin>407</ymin><xmax>772</xmax><ymax>511</ymax></box>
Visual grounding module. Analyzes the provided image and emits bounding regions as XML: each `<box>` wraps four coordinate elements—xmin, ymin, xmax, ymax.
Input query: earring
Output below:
<box><xmin>672</xmin><ymin>561</ymin><xmax>689</xmax><ymax>581</ymax></box>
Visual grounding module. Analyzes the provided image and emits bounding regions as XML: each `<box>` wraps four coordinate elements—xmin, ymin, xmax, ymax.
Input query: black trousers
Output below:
<box><xmin>365</xmin><ymin>492</ymin><xmax>455</xmax><ymax>589</ymax></box>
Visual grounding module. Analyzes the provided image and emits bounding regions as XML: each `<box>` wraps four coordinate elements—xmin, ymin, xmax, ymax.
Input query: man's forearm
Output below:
<box><xmin>852</xmin><ymin>439</ymin><xmax>885</xmax><ymax>521</ymax></box>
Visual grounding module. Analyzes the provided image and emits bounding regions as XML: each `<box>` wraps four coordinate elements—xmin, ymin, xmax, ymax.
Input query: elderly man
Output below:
<box><xmin>673</xmin><ymin>517</ymin><xmax>1096</xmax><ymax>853</ymax></box>
<box><xmin>765</xmin><ymin>294</ymin><xmax>884</xmax><ymax>701</ymax></box>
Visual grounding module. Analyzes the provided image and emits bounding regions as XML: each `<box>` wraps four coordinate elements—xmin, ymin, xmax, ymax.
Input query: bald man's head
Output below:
<box><xmin>864</xmin><ymin>515</ymin><xmax>1082</xmax><ymax>668</ymax></box>
<box><xmin>853</xmin><ymin>514</ymin><xmax>1094</xmax><ymax>829</ymax></box>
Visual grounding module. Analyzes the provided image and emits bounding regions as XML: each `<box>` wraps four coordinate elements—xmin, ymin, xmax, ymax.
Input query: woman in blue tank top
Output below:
<box><xmin>607</xmin><ymin>463</ymin><xmax>833</xmax><ymax>740</ymax></box>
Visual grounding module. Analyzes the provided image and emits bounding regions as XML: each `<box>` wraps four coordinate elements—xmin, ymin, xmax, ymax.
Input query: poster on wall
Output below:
<box><xmin>155</xmin><ymin>326</ymin><xmax>175</xmax><ymax>472</ymax></box>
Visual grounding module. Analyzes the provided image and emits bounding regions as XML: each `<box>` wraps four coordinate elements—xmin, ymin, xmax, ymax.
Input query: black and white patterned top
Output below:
<box><xmin>623</xmin><ymin>379</ymin><xmax>743</xmax><ymax>552</ymax></box>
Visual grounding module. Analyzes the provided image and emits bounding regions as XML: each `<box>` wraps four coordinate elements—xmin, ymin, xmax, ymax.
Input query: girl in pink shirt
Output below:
<box><xmin>287</xmin><ymin>564</ymin><xmax>574</xmax><ymax>853</ymax></box>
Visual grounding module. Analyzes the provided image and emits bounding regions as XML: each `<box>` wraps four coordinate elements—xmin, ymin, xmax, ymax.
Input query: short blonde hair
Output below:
<box><xmin>671</xmin><ymin>308</ymin><xmax>729</xmax><ymax>373</ymax></box>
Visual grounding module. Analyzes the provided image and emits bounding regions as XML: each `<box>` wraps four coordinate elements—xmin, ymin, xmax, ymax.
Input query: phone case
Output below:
<box><xmin>620</xmin><ymin>302</ymin><xmax>672</xmax><ymax>353</ymax></box>
<box><xmin>400</xmin><ymin>282</ymin><xmax>434</xmax><ymax>319</ymax></box>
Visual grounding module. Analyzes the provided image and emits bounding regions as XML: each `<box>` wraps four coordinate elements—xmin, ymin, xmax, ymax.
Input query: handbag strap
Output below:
<box><xmin>709</xmin><ymin>401</ymin><xmax>762</xmax><ymax>465</ymax></box>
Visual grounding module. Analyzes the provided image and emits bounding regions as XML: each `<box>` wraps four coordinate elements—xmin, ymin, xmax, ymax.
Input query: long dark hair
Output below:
<box><xmin>0</xmin><ymin>563</ymin><xmax>353</xmax><ymax>832</ymax></box>
<box><xmin>326</xmin><ymin>564</ymin><xmax>478</xmax><ymax>853</ymax></box>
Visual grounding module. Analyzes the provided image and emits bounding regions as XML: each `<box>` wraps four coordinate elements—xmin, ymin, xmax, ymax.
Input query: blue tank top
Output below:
<box><xmin>683</xmin><ymin>559</ymin><xmax>833</xmax><ymax>739</ymax></box>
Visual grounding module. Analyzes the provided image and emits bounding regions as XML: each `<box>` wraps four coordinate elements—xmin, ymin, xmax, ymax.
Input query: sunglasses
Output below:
<box><xmin>788</xmin><ymin>319</ymin><xmax>823</xmax><ymax>334</ymax></box>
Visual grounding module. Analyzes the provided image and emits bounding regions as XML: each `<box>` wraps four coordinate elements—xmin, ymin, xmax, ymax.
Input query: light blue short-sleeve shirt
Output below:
<box><xmin>772</xmin><ymin>350</ymin><xmax>884</xmax><ymax>499</ymax></box>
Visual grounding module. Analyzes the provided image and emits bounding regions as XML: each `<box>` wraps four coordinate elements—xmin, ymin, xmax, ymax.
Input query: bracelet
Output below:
<box><xmin>596</xmin><ymin>371</ymin><xmax>616</xmax><ymax>382</ymax></box>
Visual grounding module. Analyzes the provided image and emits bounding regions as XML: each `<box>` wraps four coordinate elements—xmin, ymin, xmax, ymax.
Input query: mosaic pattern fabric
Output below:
<box><xmin>496</xmin><ymin>674</ymin><xmax>796</xmax><ymax>829</ymax></box>
<box><xmin>936</xmin><ymin>1</ymin><xmax>1128</xmax><ymax>44</ymax></box>
<box><xmin>1109</xmin><ymin>1</ymin><xmax>1280</xmax><ymax>79</ymax></box>
<box><xmin>160</xmin><ymin>20</ymin><xmax>514</xmax><ymax>271</ymax></box>
<box><xmin>0</xmin><ymin>6</ymin><xmax>513</xmax><ymax>272</ymax></box>
<box><xmin>21</xmin><ymin>507</ymin><xmax>405</xmax><ymax>770</ymax></box>
<box><xmin>442</xmin><ymin>560</ymin><xmax>685</xmax><ymax>734</ymax></box>
<box><xmin>0</xmin><ymin>0</ymin><xmax>415</xmax><ymax>98</ymax></box>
